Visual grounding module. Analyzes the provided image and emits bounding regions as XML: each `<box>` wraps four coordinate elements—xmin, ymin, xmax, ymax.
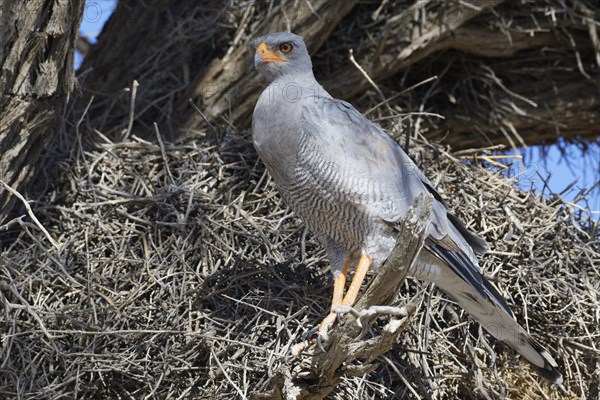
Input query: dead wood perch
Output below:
<box><xmin>251</xmin><ymin>194</ymin><xmax>433</xmax><ymax>400</ymax></box>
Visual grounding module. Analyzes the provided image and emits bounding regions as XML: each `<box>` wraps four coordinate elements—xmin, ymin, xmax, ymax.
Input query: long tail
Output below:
<box><xmin>411</xmin><ymin>250</ymin><xmax>564</xmax><ymax>385</ymax></box>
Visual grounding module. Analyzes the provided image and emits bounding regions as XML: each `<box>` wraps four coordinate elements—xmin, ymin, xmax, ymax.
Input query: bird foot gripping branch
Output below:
<box><xmin>290</xmin><ymin>297</ymin><xmax>418</xmax><ymax>356</ymax></box>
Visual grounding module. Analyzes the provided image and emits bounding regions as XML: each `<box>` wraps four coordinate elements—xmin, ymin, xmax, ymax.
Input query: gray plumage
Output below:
<box><xmin>251</xmin><ymin>32</ymin><xmax>562</xmax><ymax>385</ymax></box>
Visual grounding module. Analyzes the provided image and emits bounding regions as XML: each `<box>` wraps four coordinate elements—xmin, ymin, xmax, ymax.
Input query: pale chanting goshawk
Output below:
<box><xmin>251</xmin><ymin>32</ymin><xmax>562</xmax><ymax>385</ymax></box>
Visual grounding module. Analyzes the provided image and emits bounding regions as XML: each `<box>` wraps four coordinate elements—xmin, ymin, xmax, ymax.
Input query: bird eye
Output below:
<box><xmin>279</xmin><ymin>42</ymin><xmax>293</xmax><ymax>53</ymax></box>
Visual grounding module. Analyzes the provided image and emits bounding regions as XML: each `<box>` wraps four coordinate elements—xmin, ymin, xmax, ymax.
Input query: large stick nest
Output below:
<box><xmin>1</xmin><ymin>0</ymin><xmax>599</xmax><ymax>399</ymax></box>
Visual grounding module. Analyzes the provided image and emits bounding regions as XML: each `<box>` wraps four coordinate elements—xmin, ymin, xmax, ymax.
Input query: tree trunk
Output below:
<box><xmin>0</xmin><ymin>0</ymin><xmax>84</xmax><ymax>225</ymax></box>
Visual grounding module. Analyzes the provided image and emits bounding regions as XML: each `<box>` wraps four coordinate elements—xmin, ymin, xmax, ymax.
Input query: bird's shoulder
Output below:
<box><xmin>299</xmin><ymin>95</ymin><xmax>438</xmax><ymax>193</ymax></box>
<box><xmin>300</xmin><ymin>95</ymin><xmax>380</xmax><ymax>138</ymax></box>
<box><xmin>299</xmin><ymin>95</ymin><xmax>399</xmax><ymax>168</ymax></box>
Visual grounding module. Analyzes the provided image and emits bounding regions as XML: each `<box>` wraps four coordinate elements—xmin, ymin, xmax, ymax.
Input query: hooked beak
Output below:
<box><xmin>254</xmin><ymin>42</ymin><xmax>287</xmax><ymax>67</ymax></box>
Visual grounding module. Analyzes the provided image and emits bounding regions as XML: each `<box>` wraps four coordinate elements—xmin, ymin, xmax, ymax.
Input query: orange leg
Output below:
<box><xmin>317</xmin><ymin>255</ymin><xmax>371</xmax><ymax>344</ymax></box>
<box><xmin>341</xmin><ymin>254</ymin><xmax>371</xmax><ymax>306</ymax></box>
<box><xmin>317</xmin><ymin>258</ymin><xmax>351</xmax><ymax>340</ymax></box>
<box><xmin>331</xmin><ymin>257</ymin><xmax>351</xmax><ymax>311</ymax></box>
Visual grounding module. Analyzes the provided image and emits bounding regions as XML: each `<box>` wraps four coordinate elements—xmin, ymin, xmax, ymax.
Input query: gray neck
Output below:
<box><xmin>265</xmin><ymin>71</ymin><xmax>326</xmax><ymax>102</ymax></box>
<box><xmin>271</xmin><ymin>71</ymin><xmax>316</xmax><ymax>84</ymax></box>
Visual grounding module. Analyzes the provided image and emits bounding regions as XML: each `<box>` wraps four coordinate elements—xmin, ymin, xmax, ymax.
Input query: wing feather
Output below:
<box><xmin>301</xmin><ymin>94</ymin><xmax>486</xmax><ymax>271</ymax></box>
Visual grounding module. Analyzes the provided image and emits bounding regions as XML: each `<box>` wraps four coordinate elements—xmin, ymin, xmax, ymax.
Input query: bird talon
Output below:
<box><xmin>316</xmin><ymin>334</ymin><xmax>326</xmax><ymax>352</ymax></box>
<box><xmin>302</xmin><ymin>325</ymin><xmax>319</xmax><ymax>342</ymax></box>
<box><xmin>297</xmin><ymin>313</ymin><xmax>337</xmax><ymax>352</ymax></box>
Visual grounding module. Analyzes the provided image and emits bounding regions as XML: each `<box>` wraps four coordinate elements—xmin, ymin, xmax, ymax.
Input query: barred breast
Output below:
<box><xmin>272</xmin><ymin>129</ymin><xmax>383</xmax><ymax>257</ymax></box>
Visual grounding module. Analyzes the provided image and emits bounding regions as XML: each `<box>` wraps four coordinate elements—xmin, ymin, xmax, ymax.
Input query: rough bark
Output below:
<box><xmin>323</xmin><ymin>0</ymin><xmax>506</xmax><ymax>97</ymax></box>
<box><xmin>0</xmin><ymin>0</ymin><xmax>84</xmax><ymax>224</ymax></box>
<box><xmin>429</xmin><ymin>73</ymin><xmax>600</xmax><ymax>148</ymax></box>
<box><xmin>251</xmin><ymin>195</ymin><xmax>433</xmax><ymax>400</ymax></box>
